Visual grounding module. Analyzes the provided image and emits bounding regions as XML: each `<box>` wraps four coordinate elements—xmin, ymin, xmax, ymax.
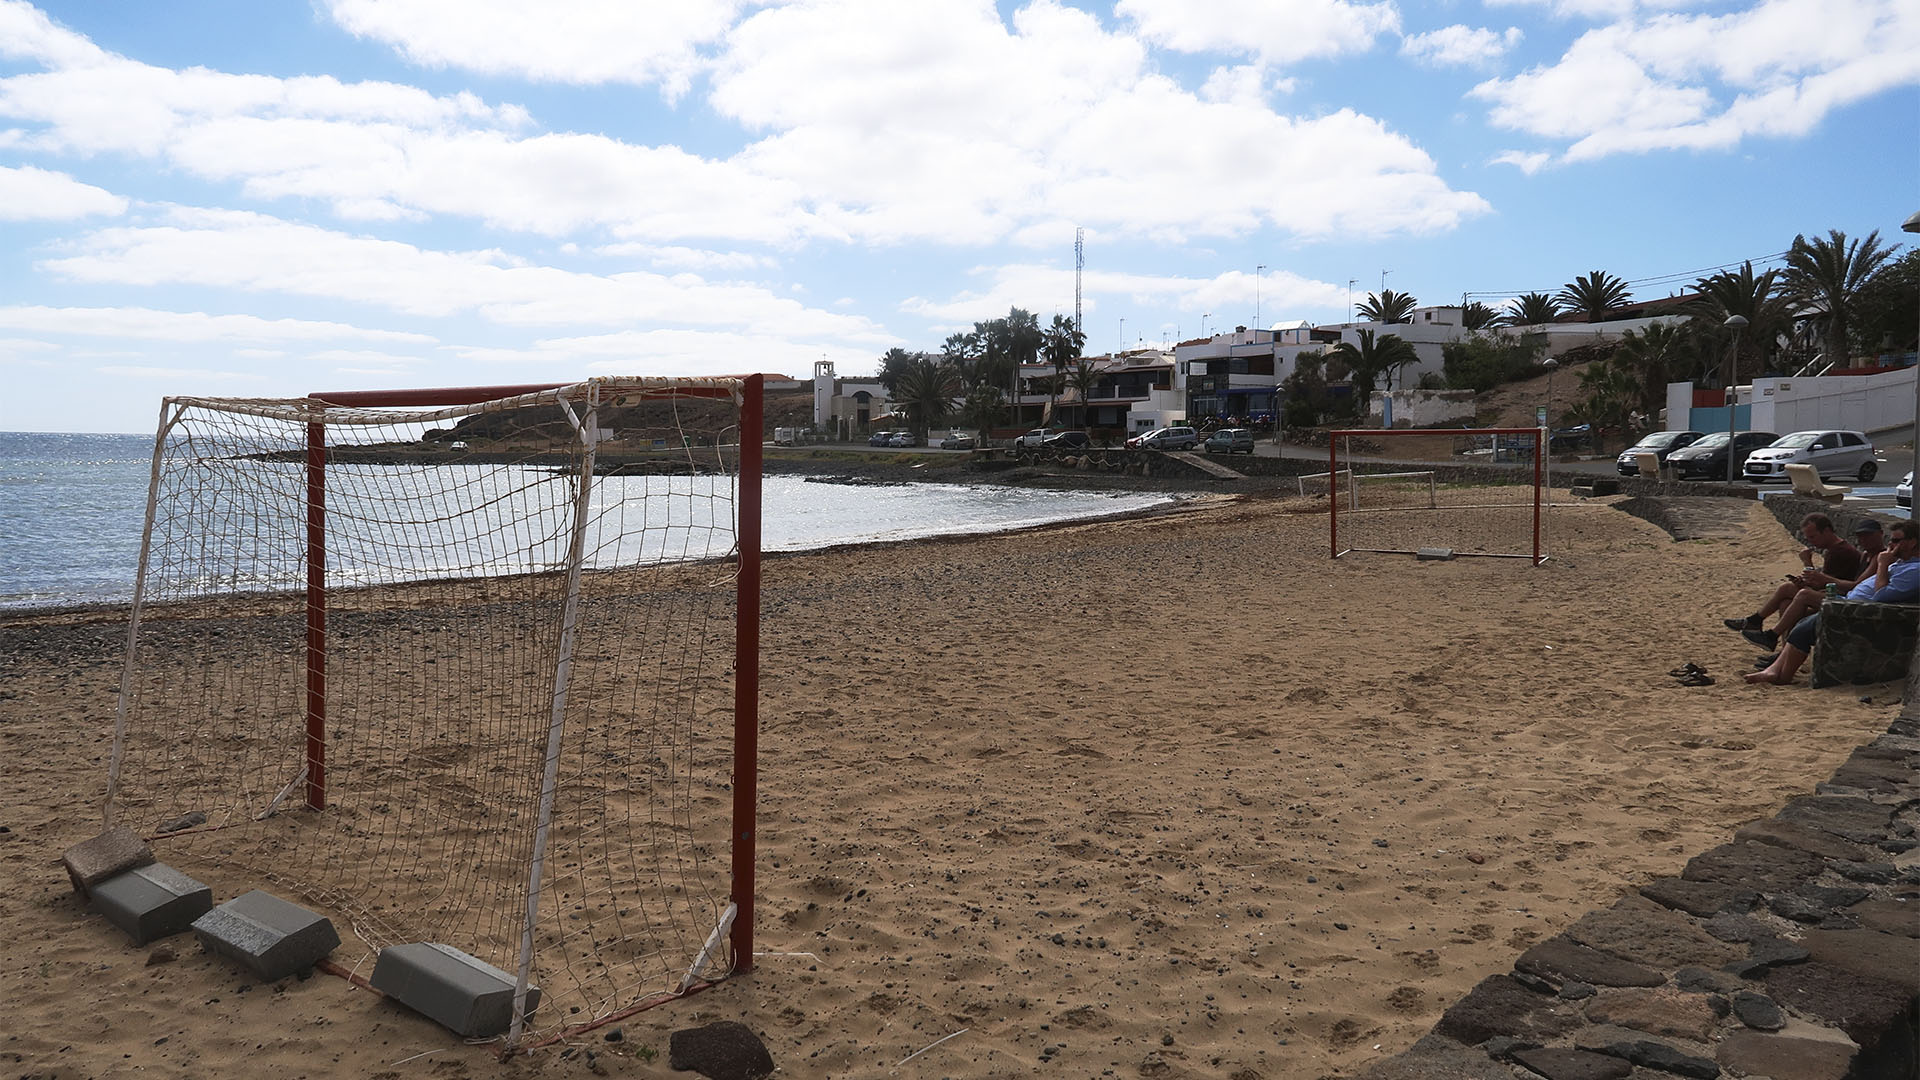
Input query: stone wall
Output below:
<box><xmin>1351</xmin><ymin>718</ymin><xmax>1920</xmax><ymax>1080</ymax></box>
<box><xmin>1814</xmin><ymin>599</ymin><xmax>1920</xmax><ymax>690</ymax></box>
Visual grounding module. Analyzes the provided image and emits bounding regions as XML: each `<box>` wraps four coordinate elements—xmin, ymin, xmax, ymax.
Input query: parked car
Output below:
<box><xmin>1203</xmin><ymin>427</ymin><xmax>1255</xmax><ymax>454</ymax></box>
<box><xmin>1898</xmin><ymin>471</ymin><xmax>1912</xmax><ymax>509</ymax></box>
<box><xmin>1042</xmin><ymin>430</ymin><xmax>1090</xmax><ymax>450</ymax></box>
<box><xmin>941</xmin><ymin>431</ymin><xmax>977</xmax><ymax>450</ymax></box>
<box><xmin>1664</xmin><ymin>430</ymin><xmax>1779</xmax><ymax>481</ymax></box>
<box><xmin>1014</xmin><ymin>428</ymin><xmax>1050</xmax><ymax>449</ymax></box>
<box><xmin>868</xmin><ymin>431</ymin><xmax>895</xmax><ymax>446</ymax></box>
<box><xmin>1130</xmin><ymin>426</ymin><xmax>1200</xmax><ymax>451</ymax></box>
<box><xmin>886</xmin><ymin>431</ymin><xmax>920</xmax><ymax>448</ymax></box>
<box><xmin>1742</xmin><ymin>430</ymin><xmax>1877</xmax><ymax>483</ymax></box>
<box><xmin>1615</xmin><ymin>430</ymin><xmax>1704</xmax><ymax>476</ymax></box>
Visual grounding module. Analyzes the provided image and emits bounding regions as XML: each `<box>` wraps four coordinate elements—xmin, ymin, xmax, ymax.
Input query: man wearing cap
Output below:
<box><xmin>1731</xmin><ymin>517</ymin><xmax>1886</xmax><ymax>651</ymax></box>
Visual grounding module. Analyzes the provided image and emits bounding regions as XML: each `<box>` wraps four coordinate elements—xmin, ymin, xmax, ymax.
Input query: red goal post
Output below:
<box><xmin>1327</xmin><ymin>427</ymin><xmax>1547</xmax><ymax>565</ymax></box>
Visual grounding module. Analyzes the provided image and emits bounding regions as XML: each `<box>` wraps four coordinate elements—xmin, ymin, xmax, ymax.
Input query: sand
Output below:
<box><xmin>0</xmin><ymin>490</ymin><xmax>1901</xmax><ymax>1079</ymax></box>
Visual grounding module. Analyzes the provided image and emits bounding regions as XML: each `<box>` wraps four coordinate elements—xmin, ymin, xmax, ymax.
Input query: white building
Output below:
<box><xmin>812</xmin><ymin>360</ymin><xmax>891</xmax><ymax>439</ymax></box>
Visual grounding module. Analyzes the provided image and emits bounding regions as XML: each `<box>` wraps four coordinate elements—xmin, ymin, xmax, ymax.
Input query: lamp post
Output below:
<box><xmin>1724</xmin><ymin>314</ymin><xmax>1749</xmax><ymax>484</ymax></box>
<box><xmin>1903</xmin><ymin>210</ymin><xmax>1919</xmax><ymax>496</ymax></box>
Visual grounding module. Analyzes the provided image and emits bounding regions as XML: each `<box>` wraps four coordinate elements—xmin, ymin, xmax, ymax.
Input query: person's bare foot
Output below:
<box><xmin>1744</xmin><ymin>669</ymin><xmax>1792</xmax><ymax>685</ymax></box>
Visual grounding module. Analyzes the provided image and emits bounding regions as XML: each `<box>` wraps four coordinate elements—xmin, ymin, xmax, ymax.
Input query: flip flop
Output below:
<box><xmin>1667</xmin><ymin>662</ymin><xmax>1706</xmax><ymax>678</ymax></box>
<box><xmin>1677</xmin><ymin>671</ymin><xmax>1716</xmax><ymax>686</ymax></box>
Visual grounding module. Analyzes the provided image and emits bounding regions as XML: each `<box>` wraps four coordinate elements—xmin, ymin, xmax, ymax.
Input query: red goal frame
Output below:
<box><xmin>1328</xmin><ymin>426</ymin><xmax>1546</xmax><ymax>565</ymax></box>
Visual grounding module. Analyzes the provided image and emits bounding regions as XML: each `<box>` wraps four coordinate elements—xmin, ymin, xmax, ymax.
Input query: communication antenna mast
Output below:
<box><xmin>1074</xmin><ymin>228</ymin><xmax>1084</xmax><ymax>334</ymax></box>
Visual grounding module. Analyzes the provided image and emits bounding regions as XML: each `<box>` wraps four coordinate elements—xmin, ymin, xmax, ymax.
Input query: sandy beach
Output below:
<box><xmin>0</xmin><ymin>489</ymin><xmax>1902</xmax><ymax>1079</ymax></box>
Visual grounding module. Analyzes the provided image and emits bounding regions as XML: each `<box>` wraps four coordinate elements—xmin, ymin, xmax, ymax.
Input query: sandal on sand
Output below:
<box><xmin>1677</xmin><ymin>671</ymin><xmax>1715</xmax><ymax>686</ymax></box>
<box><xmin>1668</xmin><ymin>662</ymin><xmax>1706</xmax><ymax>678</ymax></box>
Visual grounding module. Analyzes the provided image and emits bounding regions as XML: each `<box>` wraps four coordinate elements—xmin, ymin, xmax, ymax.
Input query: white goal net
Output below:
<box><xmin>106</xmin><ymin>376</ymin><xmax>759</xmax><ymax>1047</ymax></box>
<box><xmin>1329</xmin><ymin>427</ymin><xmax>1546</xmax><ymax>563</ymax></box>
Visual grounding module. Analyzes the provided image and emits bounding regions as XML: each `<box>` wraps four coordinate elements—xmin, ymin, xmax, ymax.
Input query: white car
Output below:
<box><xmin>1741</xmin><ymin>430</ymin><xmax>1877</xmax><ymax>483</ymax></box>
<box><xmin>1899</xmin><ymin>471</ymin><xmax>1912</xmax><ymax>509</ymax></box>
<box><xmin>1013</xmin><ymin>428</ymin><xmax>1050</xmax><ymax>449</ymax></box>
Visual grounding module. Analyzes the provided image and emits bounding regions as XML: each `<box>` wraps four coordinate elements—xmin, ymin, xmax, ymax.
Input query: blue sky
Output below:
<box><xmin>2</xmin><ymin>0</ymin><xmax>1916</xmax><ymax>433</ymax></box>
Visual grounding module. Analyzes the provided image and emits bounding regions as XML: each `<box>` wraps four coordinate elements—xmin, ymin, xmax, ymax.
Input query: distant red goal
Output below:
<box><xmin>1327</xmin><ymin>427</ymin><xmax>1546</xmax><ymax>565</ymax></box>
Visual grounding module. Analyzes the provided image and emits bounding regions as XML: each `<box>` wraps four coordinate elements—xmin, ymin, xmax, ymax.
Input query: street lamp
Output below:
<box><xmin>1903</xmin><ymin>210</ymin><xmax>1919</xmax><ymax>496</ymax></box>
<box><xmin>1724</xmin><ymin>314</ymin><xmax>1749</xmax><ymax>483</ymax></box>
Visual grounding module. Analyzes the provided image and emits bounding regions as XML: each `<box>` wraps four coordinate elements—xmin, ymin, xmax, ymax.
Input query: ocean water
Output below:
<box><xmin>0</xmin><ymin>431</ymin><xmax>1173</xmax><ymax>610</ymax></box>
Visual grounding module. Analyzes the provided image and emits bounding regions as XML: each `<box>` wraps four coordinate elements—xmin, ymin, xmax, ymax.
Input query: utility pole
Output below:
<box><xmin>1347</xmin><ymin>279</ymin><xmax>1356</xmax><ymax>323</ymax></box>
<box><xmin>1255</xmin><ymin>264</ymin><xmax>1266</xmax><ymax>330</ymax></box>
<box><xmin>1074</xmin><ymin>227</ymin><xmax>1084</xmax><ymax>335</ymax></box>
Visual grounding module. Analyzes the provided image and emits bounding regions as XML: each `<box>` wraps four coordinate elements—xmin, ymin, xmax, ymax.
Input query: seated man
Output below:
<box><xmin>1723</xmin><ymin>512</ymin><xmax>1867</xmax><ymax>646</ymax></box>
<box><xmin>1740</xmin><ymin>517</ymin><xmax>1887</xmax><ymax>650</ymax></box>
<box><xmin>1746</xmin><ymin>518</ymin><xmax>1920</xmax><ymax>685</ymax></box>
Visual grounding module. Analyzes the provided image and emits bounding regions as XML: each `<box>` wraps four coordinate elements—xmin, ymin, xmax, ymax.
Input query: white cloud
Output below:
<box><xmin>448</xmin><ymin>329</ymin><xmax>885</xmax><ymax>383</ymax></box>
<box><xmin>1117</xmin><ymin>0</ymin><xmax>1401</xmax><ymax>65</ymax></box>
<box><xmin>900</xmin><ymin>263</ymin><xmax>1347</xmax><ymax>325</ymax></box>
<box><xmin>40</xmin><ymin>207</ymin><xmax>896</xmax><ymax>341</ymax></box>
<box><xmin>323</xmin><ymin>0</ymin><xmax>743</xmax><ymax>99</ymax></box>
<box><xmin>1471</xmin><ymin>0</ymin><xmax>1920</xmax><ymax>160</ymax></box>
<box><xmin>95</xmin><ymin>364</ymin><xmax>267</xmax><ymax>381</ymax></box>
<box><xmin>1490</xmin><ymin>149</ymin><xmax>1553</xmax><ymax>174</ymax></box>
<box><xmin>1400</xmin><ymin>25</ymin><xmax>1525</xmax><ymax>69</ymax></box>
<box><xmin>0</xmin><ymin>164</ymin><xmax>126</xmax><ymax>219</ymax></box>
<box><xmin>0</xmin><ymin>0</ymin><xmax>1489</xmax><ymax>249</ymax></box>
<box><xmin>591</xmin><ymin>243</ymin><xmax>779</xmax><ymax>272</ymax></box>
<box><xmin>0</xmin><ymin>305</ymin><xmax>436</xmax><ymax>344</ymax></box>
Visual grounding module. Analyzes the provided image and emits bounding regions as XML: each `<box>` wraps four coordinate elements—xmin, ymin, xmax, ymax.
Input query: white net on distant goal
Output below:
<box><xmin>106</xmin><ymin>376</ymin><xmax>759</xmax><ymax>1047</ymax></box>
<box><xmin>1329</xmin><ymin>427</ymin><xmax>1546</xmax><ymax>563</ymax></box>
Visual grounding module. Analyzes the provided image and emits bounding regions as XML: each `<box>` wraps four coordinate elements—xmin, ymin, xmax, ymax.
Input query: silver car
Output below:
<box><xmin>1742</xmin><ymin>430</ymin><xmax>1877</xmax><ymax>483</ymax></box>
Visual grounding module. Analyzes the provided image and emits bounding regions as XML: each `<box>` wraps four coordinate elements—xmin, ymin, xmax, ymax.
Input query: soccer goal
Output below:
<box><xmin>1328</xmin><ymin>427</ymin><xmax>1547</xmax><ymax>564</ymax></box>
<box><xmin>106</xmin><ymin>376</ymin><xmax>762</xmax><ymax>1048</ymax></box>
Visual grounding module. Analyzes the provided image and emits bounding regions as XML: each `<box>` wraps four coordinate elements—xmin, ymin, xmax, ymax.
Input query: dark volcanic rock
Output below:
<box><xmin>1681</xmin><ymin>840</ymin><xmax>1823</xmax><ymax>892</ymax></box>
<box><xmin>1701</xmin><ymin>912</ymin><xmax>1764</xmax><ymax>943</ymax></box>
<box><xmin>1516</xmin><ymin>938</ymin><xmax>1665</xmax><ymax>988</ymax></box>
<box><xmin>1775</xmin><ymin>795</ymin><xmax>1894</xmax><ymax>844</ymax></box>
<box><xmin>1715</xmin><ymin>1032</ymin><xmax>1855</xmax><ymax>1080</ymax></box>
<box><xmin>1765</xmin><ymin>962</ymin><xmax>1912</xmax><ymax>1043</ymax></box>
<box><xmin>1851</xmin><ymin>897</ymin><xmax>1920</xmax><ymax>938</ymax></box>
<box><xmin>1350</xmin><ymin>1032</ymin><xmax>1512</xmax><ymax>1080</ymax></box>
<box><xmin>668</xmin><ymin>1021</ymin><xmax>775</xmax><ymax>1080</ymax></box>
<box><xmin>1798</xmin><ymin>928</ymin><xmax>1920</xmax><ymax>993</ymax></box>
<box><xmin>1734</xmin><ymin>819</ymin><xmax>1875</xmax><ymax>860</ymax></box>
<box><xmin>1586</xmin><ymin>1038</ymin><xmax>1720</xmax><ymax>1078</ymax></box>
<box><xmin>1729</xmin><ymin>989</ymin><xmax>1785</xmax><ymax>1031</ymax></box>
<box><xmin>1431</xmin><ymin>974</ymin><xmax>1580</xmax><ymax>1046</ymax></box>
<box><xmin>1638</xmin><ymin>877</ymin><xmax>1758</xmax><ymax>918</ymax></box>
<box><xmin>1509</xmin><ymin>1046</ymin><xmax>1633</xmax><ymax>1080</ymax></box>
<box><xmin>1563</xmin><ymin>906</ymin><xmax>1743</xmax><ymax>970</ymax></box>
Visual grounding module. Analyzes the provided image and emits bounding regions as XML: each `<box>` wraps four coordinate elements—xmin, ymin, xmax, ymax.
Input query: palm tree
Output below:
<box><xmin>1356</xmin><ymin>289</ymin><xmax>1417</xmax><ymax>323</ymax></box>
<box><xmin>1684</xmin><ymin>261</ymin><xmax>1790</xmax><ymax>381</ymax></box>
<box><xmin>1555</xmin><ymin>271</ymin><xmax>1632</xmax><ymax>323</ymax></box>
<box><xmin>1502</xmin><ymin>292</ymin><xmax>1562</xmax><ymax>327</ymax></box>
<box><xmin>1783</xmin><ymin>229</ymin><xmax>1895</xmax><ymax>365</ymax></box>
<box><xmin>1331</xmin><ymin>328</ymin><xmax>1420</xmax><ymax>398</ymax></box>
<box><xmin>1066</xmin><ymin>356</ymin><xmax>1101</xmax><ymax>429</ymax></box>
<box><xmin>1462</xmin><ymin>301</ymin><xmax>1498</xmax><ymax>332</ymax></box>
<box><xmin>1609</xmin><ymin>321</ymin><xmax>1690</xmax><ymax>415</ymax></box>
<box><xmin>890</xmin><ymin>355</ymin><xmax>959</xmax><ymax>438</ymax></box>
<box><xmin>1041</xmin><ymin>314</ymin><xmax>1086</xmax><ymax>424</ymax></box>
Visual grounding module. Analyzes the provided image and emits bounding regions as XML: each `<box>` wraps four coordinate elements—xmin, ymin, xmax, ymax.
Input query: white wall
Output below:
<box><xmin>1367</xmin><ymin>389</ymin><xmax>1477</xmax><ymax>427</ymax></box>
<box><xmin>1750</xmin><ymin>367</ymin><xmax>1917</xmax><ymax>436</ymax></box>
<box><xmin>1669</xmin><ymin>368</ymin><xmax>1915</xmax><ymax>437</ymax></box>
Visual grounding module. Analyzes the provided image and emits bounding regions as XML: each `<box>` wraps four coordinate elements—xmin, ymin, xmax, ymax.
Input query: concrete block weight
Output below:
<box><xmin>62</xmin><ymin>825</ymin><xmax>155</xmax><ymax>897</ymax></box>
<box><xmin>90</xmin><ymin>863</ymin><xmax>212</xmax><ymax>945</ymax></box>
<box><xmin>191</xmin><ymin>890</ymin><xmax>339</xmax><ymax>981</ymax></box>
<box><xmin>371</xmin><ymin>943</ymin><xmax>539</xmax><ymax>1038</ymax></box>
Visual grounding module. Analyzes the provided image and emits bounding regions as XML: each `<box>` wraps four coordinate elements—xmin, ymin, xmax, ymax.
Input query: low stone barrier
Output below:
<box><xmin>1352</xmin><ymin>718</ymin><xmax>1919</xmax><ymax>1080</ymax></box>
<box><xmin>1814</xmin><ymin>599</ymin><xmax>1920</xmax><ymax>690</ymax></box>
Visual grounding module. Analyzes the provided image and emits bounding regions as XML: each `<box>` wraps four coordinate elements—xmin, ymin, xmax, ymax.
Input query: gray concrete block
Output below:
<box><xmin>191</xmin><ymin>890</ymin><xmax>339</xmax><ymax>981</ymax></box>
<box><xmin>90</xmin><ymin>863</ymin><xmax>212</xmax><ymax>945</ymax></box>
<box><xmin>62</xmin><ymin>825</ymin><xmax>154</xmax><ymax>897</ymax></box>
<box><xmin>1416</xmin><ymin>547</ymin><xmax>1456</xmax><ymax>561</ymax></box>
<box><xmin>370</xmin><ymin>943</ymin><xmax>539</xmax><ymax>1038</ymax></box>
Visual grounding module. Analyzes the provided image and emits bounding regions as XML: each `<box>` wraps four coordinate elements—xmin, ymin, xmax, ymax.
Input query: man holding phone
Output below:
<box><xmin>1722</xmin><ymin>513</ymin><xmax>1866</xmax><ymax>647</ymax></box>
